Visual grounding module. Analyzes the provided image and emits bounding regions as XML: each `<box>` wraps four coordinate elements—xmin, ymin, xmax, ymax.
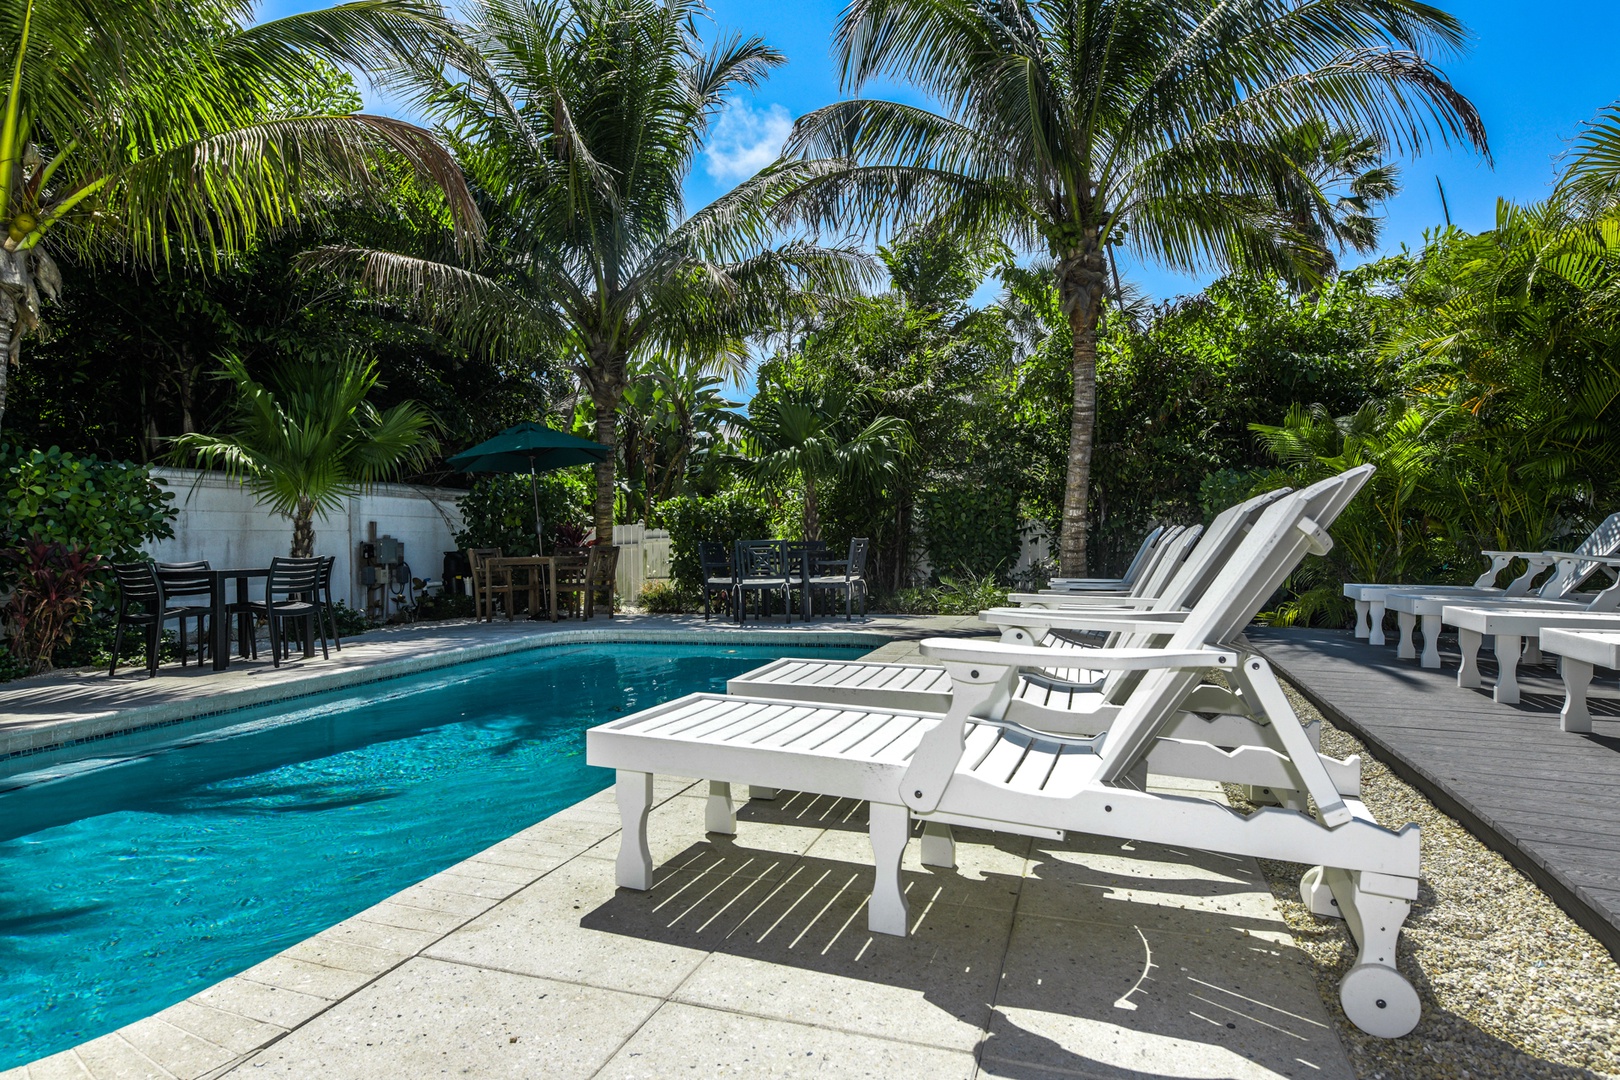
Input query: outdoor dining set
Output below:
<box><xmin>465</xmin><ymin>545</ymin><xmax>620</xmax><ymax>622</ymax></box>
<box><xmin>698</xmin><ymin>537</ymin><xmax>870</xmax><ymax>623</ymax></box>
<box><xmin>107</xmin><ymin>557</ymin><xmax>343</xmax><ymax>678</ymax></box>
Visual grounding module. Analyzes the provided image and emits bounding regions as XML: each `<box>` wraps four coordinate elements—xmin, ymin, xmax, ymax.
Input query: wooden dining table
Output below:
<box><xmin>486</xmin><ymin>555</ymin><xmax>559</xmax><ymax>622</ymax></box>
<box><xmin>157</xmin><ymin>567</ymin><xmax>315</xmax><ymax>671</ymax></box>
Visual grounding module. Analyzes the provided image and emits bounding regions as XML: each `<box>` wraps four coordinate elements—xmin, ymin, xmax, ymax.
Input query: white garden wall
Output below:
<box><xmin>148</xmin><ymin>468</ymin><xmax>465</xmax><ymax>612</ymax></box>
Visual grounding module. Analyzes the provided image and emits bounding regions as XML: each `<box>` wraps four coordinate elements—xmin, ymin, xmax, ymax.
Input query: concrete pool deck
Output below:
<box><xmin>5</xmin><ymin>630</ymin><xmax>1359</xmax><ymax>1079</ymax></box>
<box><xmin>0</xmin><ymin>613</ymin><xmax>977</xmax><ymax>759</ymax></box>
<box><xmin>7</xmin><ymin>774</ymin><xmax>1354</xmax><ymax>1080</ymax></box>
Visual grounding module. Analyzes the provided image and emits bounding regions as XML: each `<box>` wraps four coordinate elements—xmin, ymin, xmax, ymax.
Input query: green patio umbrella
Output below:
<box><xmin>447</xmin><ymin>422</ymin><xmax>611</xmax><ymax>553</ymax></box>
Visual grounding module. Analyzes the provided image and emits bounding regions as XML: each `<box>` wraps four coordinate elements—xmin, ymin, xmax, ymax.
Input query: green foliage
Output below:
<box><xmin>330</xmin><ymin>601</ymin><xmax>379</xmax><ymax>637</ymax></box>
<box><xmin>918</xmin><ymin>483</ymin><xmax>1020</xmax><ymax>582</ymax></box>
<box><xmin>0</xmin><ymin>444</ymin><xmax>177</xmax><ymax>560</ymax></box>
<box><xmin>877</xmin><ymin>568</ymin><xmax>1009</xmax><ymax>616</ymax></box>
<box><xmin>453</xmin><ymin>470</ymin><xmax>593</xmax><ymax>557</ymax></box>
<box><xmin>638</xmin><ymin>580</ymin><xmax>691</xmax><ymax>615</ymax></box>
<box><xmin>656</xmin><ymin>489</ymin><xmax>771</xmax><ymax>593</ymax></box>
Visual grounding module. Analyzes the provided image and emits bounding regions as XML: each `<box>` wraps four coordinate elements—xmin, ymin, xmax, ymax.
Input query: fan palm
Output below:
<box><xmin>0</xmin><ymin>0</ymin><xmax>478</xmax><ymax>430</ymax></box>
<box><xmin>306</xmin><ymin>0</ymin><xmax>871</xmax><ymax>541</ymax></box>
<box><xmin>171</xmin><ymin>355</ymin><xmax>439</xmax><ymax>556</ymax></box>
<box><xmin>779</xmin><ymin>0</ymin><xmax>1488</xmax><ymax>574</ymax></box>
<box><xmin>736</xmin><ymin>389</ymin><xmax>910</xmax><ymax>540</ymax></box>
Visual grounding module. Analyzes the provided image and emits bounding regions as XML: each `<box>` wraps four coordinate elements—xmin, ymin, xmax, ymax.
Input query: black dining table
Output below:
<box><xmin>157</xmin><ymin>567</ymin><xmax>315</xmax><ymax>672</ymax></box>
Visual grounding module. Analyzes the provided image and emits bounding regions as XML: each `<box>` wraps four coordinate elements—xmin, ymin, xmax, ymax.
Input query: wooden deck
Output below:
<box><xmin>1249</xmin><ymin>625</ymin><xmax>1620</xmax><ymax>957</ymax></box>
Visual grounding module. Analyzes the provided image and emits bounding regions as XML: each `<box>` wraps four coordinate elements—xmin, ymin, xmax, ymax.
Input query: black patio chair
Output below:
<box><xmin>734</xmin><ymin>540</ymin><xmax>791</xmax><ymax>624</ymax></box>
<box><xmin>239</xmin><ymin>558</ymin><xmax>329</xmax><ymax>667</ymax></box>
<box><xmin>155</xmin><ymin>560</ymin><xmax>213</xmax><ymax>666</ymax></box>
<box><xmin>807</xmin><ymin>537</ymin><xmax>871</xmax><ymax>621</ymax></box>
<box><xmin>784</xmin><ymin>540</ymin><xmax>827</xmax><ymax>621</ymax></box>
<box><xmin>697</xmin><ymin>541</ymin><xmax>735</xmax><ymax>622</ymax></box>
<box><xmin>109</xmin><ymin>562</ymin><xmax>197</xmax><ymax>677</ymax></box>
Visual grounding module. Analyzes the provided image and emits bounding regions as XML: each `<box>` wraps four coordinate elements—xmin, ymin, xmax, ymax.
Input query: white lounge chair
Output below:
<box><xmin>1344</xmin><ymin>512</ymin><xmax>1620</xmax><ymax>647</ymax></box>
<box><xmin>1010</xmin><ymin>520</ymin><xmax>1206</xmax><ymax>606</ymax></box>
<box><xmin>589</xmin><ymin>466</ymin><xmax>1424</xmax><ymax>1038</ymax></box>
<box><xmin>1044</xmin><ymin>524</ymin><xmax>1166</xmax><ymax>591</ymax></box>
<box><xmin>1438</xmin><ymin>593</ymin><xmax>1620</xmax><ymax>704</ymax></box>
<box><xmin>1386</xmin><ymin>553</ymin><xmax>1620</xmax><ymax>669</ymax></box>
<box><xmin>1540</xmin><ymin>627</ymin><xmax>1620</xmax><ymax>732</ymax></box>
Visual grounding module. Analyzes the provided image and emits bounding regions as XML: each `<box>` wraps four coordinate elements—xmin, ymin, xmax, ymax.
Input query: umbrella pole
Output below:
<box><xmin>529</xmin><ymin>462</ymin><xmax>544</xmax><ymax>556</ymax></box>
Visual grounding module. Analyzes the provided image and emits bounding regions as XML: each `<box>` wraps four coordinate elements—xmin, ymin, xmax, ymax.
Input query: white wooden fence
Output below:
<box><xmin>612</xmin><ymin>522</ymin><xmax>672</xmax><ymax>599</ymax></box>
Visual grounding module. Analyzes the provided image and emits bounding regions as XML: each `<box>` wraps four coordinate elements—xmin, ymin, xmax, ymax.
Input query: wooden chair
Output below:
<box><xmin>586</xmin><ymin>545</ymin><xmax>620</xmax><ymax>619</ymax></box>
<box><xmin>551</xmin><ymin>546</ymin><xmax>593</xmax><ymax>620</ymax></box>
<box><xmin>466</xmin><ymin>547</ymin><xmax>514</xmax><ymax>621</ymax></box>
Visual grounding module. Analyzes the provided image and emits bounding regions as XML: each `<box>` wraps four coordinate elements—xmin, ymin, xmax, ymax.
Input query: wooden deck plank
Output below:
<box><xmin>1249</xmin><ymin>626</ymin><xmax>1620</xmax><ymax>959</ymax></box>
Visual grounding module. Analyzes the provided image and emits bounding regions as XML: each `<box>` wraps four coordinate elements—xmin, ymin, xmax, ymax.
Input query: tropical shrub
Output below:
<box><xmin>638</xmin><ymin>580</ymin><xmax>690</xmax><ymax>614</ymax></box>
<box><xmin>454</xmin><ymin>470</ymin><xmax>593</xmax><ymax>556</ymax></box>
<box><xmin>3</xmin><ymin>540</ymin><xmax>105</xmax><ymax>673</ymax></box>
<box><xmin>657</xmin><ymin>489</ymin><xmax>771</xmax><ymax>593</ymax></box>
<box><xmin>415</xmin><ymin>591</ymin><xmax>476</xmax><ymax>622</ymax></box>
<box><xmin>917</xmin><ymin>483</ymin><xmax>1020</xmax><ymax>582</ymax></box>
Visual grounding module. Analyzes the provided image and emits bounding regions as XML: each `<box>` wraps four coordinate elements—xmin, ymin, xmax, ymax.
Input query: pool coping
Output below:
<box><xmin>0</xmin><ymin>626</ymin><xmax>904</xmax><ymax>762</ymax></box>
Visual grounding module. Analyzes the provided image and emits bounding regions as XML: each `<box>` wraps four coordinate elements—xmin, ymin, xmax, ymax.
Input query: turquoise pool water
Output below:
<box><xmin>0</xmin><ymin>640</ymin><xmax>872</xmax><ymax>1070</ymax></box>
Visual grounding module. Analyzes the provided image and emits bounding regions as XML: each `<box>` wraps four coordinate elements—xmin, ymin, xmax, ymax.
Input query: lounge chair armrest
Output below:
<box><xmin>919</xmin><ymin>639</ymin><xmax>1236</xmax><ymax>671</ymax></box>
<box><xmin>1479</xmin><ymin>549</ymin><xmax>1552</xmax><ymax>560</ymax></box>
<box><xmin>980</xmin><ymin>608</ymin><xmax>1188</xmax><ymax>635</ymax></box>
<box><xmin>1012</xmin><ymin>592</ymin><xmax>1157</xmax><ymax>609</ymax></box>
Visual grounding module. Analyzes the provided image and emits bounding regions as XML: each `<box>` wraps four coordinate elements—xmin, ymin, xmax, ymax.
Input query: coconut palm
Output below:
<box><xmin>305</xmin><ymin>0</ymin><xmax>870</xmax><ymax>541</ymax></box>
<box><xmin>0</xmin><ymin>0</ymin><xmax>479</xmax><ymax>430</ymax></box>
<box><xmin>1271</xmin><ymin>122</ymin><xmax>1401</xmax><ymax>289</ymax></box>
<box><xmin>171</xmin><ymin>355</ymin><xmax>438</xmax><ymax>556</ymax></box>
<box><xmin>736</xmin><ymin>388</ymin><xmax>910</xmax><ymax>540</ymax></box>
<box><xmin>778</xmin><ymin>0</ymin><xmax>1488</xmax><ymax>574</ymax></box>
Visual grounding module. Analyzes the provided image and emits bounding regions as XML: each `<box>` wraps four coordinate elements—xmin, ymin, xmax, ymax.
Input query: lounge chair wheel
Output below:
<box><xmin>1298</xmin><ymin>865</ymin><xmax>1341</xmax><ymax>919</ymax></box>
<box><xmin>1338</xmin><ymin>963</ymin><xmax>1420</xmax><ymax>1038</ymax></box>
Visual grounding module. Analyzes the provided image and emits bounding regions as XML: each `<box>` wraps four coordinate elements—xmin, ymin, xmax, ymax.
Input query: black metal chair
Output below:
<box><xmin>807</xmin><ymin>537</ymin><xmax>871</xmax><ymax>621</ymax></box>
<box><xmin>109</xmin><ymin>562</ymin><xmax>196</xmax><ymax>677</ymax></box>
<box><xmin>785</xmin><ymin>540</ymin><xmax>828</xmax><ymax>621</ymax></box>
<box><xmin>155</xmin><ymin>560</ymin><xmax>213</xmax><ymax>666</ymax></box>
<box><xmin>734</xmin><ymin>540</ymin><xmax>791</xmax><ymax>624</ymax></box>
<box><xmin>239</xmin><ymin>558</ymin><xmax>329</xmax><ymax>667</ymax></box>
<box><xmin>697</xmin><ymin>541</ymin><xmax>735</xmax><ymax>622</ymax></box>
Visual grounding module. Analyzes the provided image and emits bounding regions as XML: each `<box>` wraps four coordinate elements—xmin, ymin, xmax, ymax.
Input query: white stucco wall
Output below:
<box><xmin>148</xmin><ymin>468</ymin><xmax>466</xmax><ymax>611</ymax></box>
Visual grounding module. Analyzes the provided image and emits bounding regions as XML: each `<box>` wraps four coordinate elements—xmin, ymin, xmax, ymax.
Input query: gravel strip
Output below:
<box><xmin>1225</xmin><ymin>681</ymin><xmax>1620</xmax><ymax>1079</ymax></box>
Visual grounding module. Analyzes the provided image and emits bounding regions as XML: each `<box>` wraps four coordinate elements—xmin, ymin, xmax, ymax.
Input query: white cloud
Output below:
<box><xmin>704</xmin><ymin>102</ymin><xmax>794</xmax><ymax>183</ymax></box>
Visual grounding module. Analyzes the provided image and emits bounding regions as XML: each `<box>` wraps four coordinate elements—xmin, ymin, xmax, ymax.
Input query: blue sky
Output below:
<box><xmin>263</xmin><ymin>0</ymin><xmax>1619</xmax><ymax>307</ymax></box>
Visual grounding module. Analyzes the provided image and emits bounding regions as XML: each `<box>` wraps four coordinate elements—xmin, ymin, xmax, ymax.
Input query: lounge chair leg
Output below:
<box><xmin>705</xmin><ymin>780</ymin><xmax>736</xmax><ymax>835</ymax></box>
<box><xmin>1561</xmin><ymin>658</ymin><xmax>1595</xmax><ymax>733</ymax></box>
<box><xmin>1456</xmin><ymin>628</ymin><xmax>1483</xmax><ymax>689</ymax></box>
<box><xmin>748</xmin><ymin>786</ymin><xmax>778</xmax><ymax>800</ymax></box>
<box><xmin>1395</xmin><ymin>611</ymin><xmax>1416</xmax><ymax>660</ymax></box>
<box><xmin>1522</xmin><ymin>638</ymin><xmax>1544</xmax><ymax>666</ymax></box>
<box><xmin>1419</xmin><ymin>614</ymin><xmax>1443</xmax><ymax>669</ymax></box>
<box><xmin>1368</xmin><ymin>599</ymin><xmax>1387</xmax><ymax>646</ymax></box>
<box><xmin>1298</xmin><ymin>865</ymin><xmax>1341</xmax><ymax>919</ymax></box>
<box><xmin>1494</xmin><ymin>633</ymin><xmax>1523</xmax><ymax>704</ymax></box>
<box><xmin>614</xmin><ymin>770</ymin><xmax>655</xmax><ymax>890</ymax></box>
<box><xmin>867</xmin><ymin>801</ymin><xmax>910</xmax><ymax>936</ymax></box>
<box><xmin>1353</xmin><ymin>599</ymin><xmax>1371</xmax><ymax>639</ymax></box>
<box><xmin>1328</xmin><ymin>868</ymin><xmax>1421</xmax><ymax>1038</ymax></box>
<box><xmin>920</xmin><ymin>821</ymin><xmax>955</xmax><ymax>868</ymax></box>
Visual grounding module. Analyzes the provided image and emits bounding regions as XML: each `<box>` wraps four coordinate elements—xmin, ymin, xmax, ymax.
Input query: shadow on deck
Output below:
<box><xmin>1249</xmin><ymin>625</ymin><xmax>1620</xmax><ymax>960</ymax></box>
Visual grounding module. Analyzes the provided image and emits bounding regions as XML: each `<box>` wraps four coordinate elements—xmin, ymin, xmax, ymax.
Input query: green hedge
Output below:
<box><xmin>918</xmin><ymin>481</ymin><xmax>1020</xmax><ymax>581</ymax></box>
<box><xmin>454</xmin><ymin>470</ymin><xmax>593</xmax><ymax>556</ymax></box>
<box><xmin>656</xmin><ymin>489</ymin><xmax>771</xmax><ymax>592</ymax></box>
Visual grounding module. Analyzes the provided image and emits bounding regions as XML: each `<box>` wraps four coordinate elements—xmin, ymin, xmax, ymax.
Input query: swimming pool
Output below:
<box><xmin>0</xmin><ymin>640</ymin><xmax>873</xmax><ymax>1070</ymax></box>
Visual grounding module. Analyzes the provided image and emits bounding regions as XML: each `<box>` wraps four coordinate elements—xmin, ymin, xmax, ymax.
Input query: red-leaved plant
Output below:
<box><xmin>2</xmin><ymin>539</ymin><xmax>105</xmax><ymax>674</ymax></box>
<box><xmin>554</xmin><ymin>522</ymin><xmax>591</xmax><ymax>549</ymax></box>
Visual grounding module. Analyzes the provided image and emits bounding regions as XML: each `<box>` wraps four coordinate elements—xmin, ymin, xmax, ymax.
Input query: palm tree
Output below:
<box><xmin>306</xmin><ymin>0</ymin><xmax>870</xmax><ymax>541</ymax></box>
<box><xmin>620</xmin><ymin>352</ymin><xmax>740</xmax><ymax>519</ymax></box>
<box><xmin>778</xmin><ymin>0</ymin><xmax>1488</xmax><ymax>574</ymax></box>
<box><xmin>736</xmin><ymin>388</ymin><xmax>909</xmax><ymax>540</ymax></box>
<box><xmin>1270</xmin><ymin>122</ymin><xmax>1401</xmax><ymax>289</ymax></box>
<box><xmin>172</xmin><ymin>355</ymin><xmax>438</xmax><ymax>556</ymax></box>
<box><xmin>0</xmin><ymin>0</ymin><xmax>478</xmax><ymax>430</ymax></box>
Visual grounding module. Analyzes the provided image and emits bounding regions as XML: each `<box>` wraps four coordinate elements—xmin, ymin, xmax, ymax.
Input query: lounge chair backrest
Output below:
<box><xmin>1144</xmin><ymin>489</ymin><xmax>1292</xmax><ymax>613</ymax></box>
<box><xmin>1096</xmin><ymin>466</ymin><xmax>1374</xmax><ymax>782</ymax></box>
<box><xmin>1128</xmin><ymin>524</ymin><xmax>1202</xmax><ymax>601</ymax></box>
<box><xmin>1114</xmin><ymin>525</ymin><xmax>1184</xmax><ymax>598</ymax></box>
<box><xmin>1117</xmin><ymin>525</ymin><xmax>1165</xmax><ymax>587</ymax></box>
<box><xmin>1536</xmin><ymin>511</ymin><xmax>1620</xmax><ymax>598</ymax></box>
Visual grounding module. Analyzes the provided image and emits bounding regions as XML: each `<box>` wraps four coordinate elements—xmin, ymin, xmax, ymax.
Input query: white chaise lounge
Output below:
<box><xmin>1344</xmin><ymin>511</ymin><xmax>1620</xmax><ymax>648</ymax></box>
<box><xmin>588</xmin><ymin>466</ymin><xmax>1426</xmax><ymax>1039</ymax></box>
<box><xmin>1045</xmin><ymin>524</ymin><xmax>1166</xmax><ymax>592</ymax></box>
<box><xmin>1540</xmin><ymin>628</ymin><xmax>1620</xmax><ymax>732</ymax></box>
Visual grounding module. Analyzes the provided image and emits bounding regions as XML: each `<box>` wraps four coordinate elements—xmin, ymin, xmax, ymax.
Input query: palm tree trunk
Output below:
<box><xmin>587</xmin><ymin>353</ymin><xmax>627</xmax><ymax>542</ymax></box>
<box><xmin>291</xmin><ymin>496</ymin><xmax>316</xmax><ymax>558</ymax></box>
<box><xmin>0</xmin><ymin>302</ymin><xmax>13</xmax><ymax>432</ymax></box>
<box><xmin>0</xmin><ymin>249</ymin><xmax>26</xmax><ymax>432</ymax></box>
<box><xmin>803</xmin><ymin>475</ymin><xmax>820</xmax><ymax>541</ymax></box>
<box><xmin>1055</xmin><ymin>242</ymin><xmax>1108</xmax><ymax>577</ymax></box>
